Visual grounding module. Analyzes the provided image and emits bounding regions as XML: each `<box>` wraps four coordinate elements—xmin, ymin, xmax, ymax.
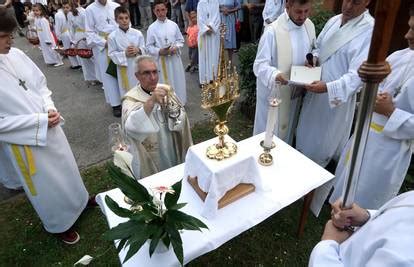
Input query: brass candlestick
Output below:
<box><xmin>259</xmin><ymin>140</ymin><xmax>276</xmax><ymax>166</ymax></box>
<box><xmin>201</xmin><ymin>24</ymin><xmax>239</xmax><ymax>161</ymax></box>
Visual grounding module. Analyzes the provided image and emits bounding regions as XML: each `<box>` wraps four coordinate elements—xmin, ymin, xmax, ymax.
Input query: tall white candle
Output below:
<box><xmin>263</xmin><ymin>99</ymin><xmax>279</xmax><ymax>148</ymax></box>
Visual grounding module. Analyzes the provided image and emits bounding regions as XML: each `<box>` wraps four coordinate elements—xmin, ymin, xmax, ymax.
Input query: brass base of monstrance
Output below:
<box><xmin>206</xmin><ymin>121</ymin><xmax>237</xmax><ymax>160</ymax></box>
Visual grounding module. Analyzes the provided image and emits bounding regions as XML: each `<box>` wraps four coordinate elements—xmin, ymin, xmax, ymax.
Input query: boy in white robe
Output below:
<box><xmin>108</xmin><ymin>6</ymin><xmax>145</xmax><ymax>93</ymax></box>
<box><xmin>56</xmin><ymin>3</ymin><xmax>81</xmax><ymax>69</ymax></box>
<box><xmin>122</xmin><ymin>55</ymin><xmax>192</xmax><ymax>178</ymax></box>
<box><xmin>0</xmin><ymin>10</ymin><xmax>91</xmax><ymax>244</ymax></box>
<box><xmin>197</xmin><ymin>0</ymin><xmax>220</xmax><ymax>84</ymax></box>
<box><xmin>146</xmin><ymin>0</ymin><xmax>187</xmax><ymax>105</ymax></box>
<box><xmin>68</xmin><ymin>2</ymin><xmax>98</xmax><ymax>84</ymax></box>
<box><xmin>296</xmin><ymin>0</ymin><xmax>374</xmax><ymax>168</ymax></box>
<box><xmin>309</xmin><ymin>191</ymin><xmax>414</xmax><ymax>266</ymax></box>
<box><xmin>85</xmin><ymin>0</ymin><xmax>122</xmax><ymax>117</ymax></box>
<box><xmin>327</xmin><ymin>9</ymin><xmax>414</xmax><ymax>211</ymax></box>
<box><xmin>253</xmin><ymin>0</ymin><xmax>315</xmax><ymax>145</ymax></box>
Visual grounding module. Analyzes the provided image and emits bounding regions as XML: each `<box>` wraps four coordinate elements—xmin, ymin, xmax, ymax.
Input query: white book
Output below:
<box><xmin>288</xmin><ymin>65</ymin><xmax>322</xmax><ymax>86</ymax></box>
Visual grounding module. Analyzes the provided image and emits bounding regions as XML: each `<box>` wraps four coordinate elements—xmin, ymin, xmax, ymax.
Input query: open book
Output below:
<box><xmin>288</xmin><ymin>65</ymin><xmax>322</xmax><ymax>87</ymax></box>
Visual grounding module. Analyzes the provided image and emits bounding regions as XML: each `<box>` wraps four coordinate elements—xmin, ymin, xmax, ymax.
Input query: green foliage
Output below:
<box><xmin>104</xmin><ymin>164</ymin><xmax>208</xmax><ymax>265</ymax></box>
<box><xmin>238</xmin><ymin>43</ymin><xmax>258</xmax><ymax>118</ymax></box>
<box><xmin>311</xmin><ymin>9</ymin><xmax>335</xmax><ymax>36</ymax></box>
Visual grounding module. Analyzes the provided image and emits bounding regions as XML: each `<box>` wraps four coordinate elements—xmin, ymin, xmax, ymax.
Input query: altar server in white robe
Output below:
<box><xmin>146</xmin><ymin>0</ymin><xmax>187</xmax><ymax>105</ymax></box>
<box><xmin>56</xmin><ymin>2</ymin><xmax>81</xmax><ymax>69</ymax></box>
<box><xmin>68</xmin><ymin>1</ymin><xmax>98</xmax><ymax>84</ymax></box>
<box><xmin>122</xmin><ymin>55</ymin><xmax>192</xmax><ymax>178</ymax></box>
<box><xmin>85</xmin><ymin>0</ymin><xmax>122</xmax><ymax>117</ymax></box>
<box><xmin>309</xmin><ymin>191</ymin><xmax>414</xmax><ymax>266</ymax></box>
<box><xmin>262</xmin><ymin>0</ymin><xmax>285</xmax><ymax>27</ymax></box>
<box><xmin>296</xmin><ymin>0</ymin><xmax>373</xmax><ymax>168</ymax></box>
<box><xmin>197</xmin><ymin>0</ymin><xmax>220</xmax><ymax>84</ymax></box>
<box><xmin>327</xmin><ymin>14</ymin><xmax>414</xmax><ymax>212</ymax></box>
<box><xmin>108</xmin><ymin>6</ymin><xmax>145</xmax><ymax>93</ymax></box>
<box><xmin>33</xmin><ymin>3</ymin><xmax>64</xmax><ymax>66</ymax></box>
<box><xmin>253</xmin><ymin>0</ymin><xmax>315</xmax><ymax>145</ymax></box>
<box><xmin>0</xmin><ymin>10</ymin><xmax>89</xmax><ymax>244</ymax></box>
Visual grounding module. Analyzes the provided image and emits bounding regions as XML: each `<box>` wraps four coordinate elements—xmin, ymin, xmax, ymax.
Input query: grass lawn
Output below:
<box><xmin>0</xmin><ymin>111</ymin><xmax>412</xmax><ymax>266</ymax></box>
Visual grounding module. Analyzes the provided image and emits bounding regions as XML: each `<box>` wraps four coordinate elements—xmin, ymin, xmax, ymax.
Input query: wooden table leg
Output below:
<box><xmin>297</xmin><ymin>190</ymin><xmax>315</xmax><ymax>238</ymax></box>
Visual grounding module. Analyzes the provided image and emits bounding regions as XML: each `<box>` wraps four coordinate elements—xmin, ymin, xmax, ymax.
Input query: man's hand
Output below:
<box><xmin>276</xmin><ymin>73</ymin><xmax>288</xmax><ymax>85</ymax></box>
<box><xmin>321</xmin><ymin>220</ymin><xmax>352</xmax><ymax>244</ymax></box>
<box><xmin>125</xmin><ymin>46</ymin><xmax>141</xmax><ymax>57</ymax></box>
<box><xmin>220</xmin><ymin>7</ymin><xmax>229</xmax><ymax>15</ymax></box>
<box><xmin>169</xmin><ymin>46</ymin><xmax>178</xmax><ymax>55</ymax></box>
<box><xmin>206</xmin><ymin>25</ymin><xmax>213</xmax><ymax>34</ymax></box>
<box><xmin>159</xmin><ymin>46</ymin><xmax>170</xmax><ymax>56</ymax></box>
<box><xmin>331</xmin><ymin>199</ymin><xmax>370</xmax><ymax>229</ymax></box>
<box><xmin>305</xmin><ymin>55</ymin><xmax>318</xmax><ymax>68</ymax></box>
<box><xmin>374</xmin><ymin>92</ymin><xmax>395</xmax><ymax>117</ymax></box>
<box><xmin>48</xmin><ymin>110</ymin><xmax>60</xmax><ymax>128</ymax></box>
<box><xmin>305</xmin><ymin>81</ymin><xmax>327</xmax><ymax>93</ymax></box>
<box><xmin>151</xmin><ymin>86</ymin><xmax>168</xmax><ymax>106</ymax></box>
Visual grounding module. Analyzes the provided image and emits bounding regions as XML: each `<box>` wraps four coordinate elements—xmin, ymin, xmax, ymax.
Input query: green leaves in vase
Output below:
<box><xmin>103</xmin><ymin>163</ymin><xmax>208</xmax><ymax>265</ymax></box>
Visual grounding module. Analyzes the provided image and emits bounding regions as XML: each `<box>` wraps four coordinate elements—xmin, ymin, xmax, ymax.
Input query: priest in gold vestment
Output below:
<box><xmin>122</xmin><ymin>55</ymin><xmax>192</xmax><ymax>178</ymax></box>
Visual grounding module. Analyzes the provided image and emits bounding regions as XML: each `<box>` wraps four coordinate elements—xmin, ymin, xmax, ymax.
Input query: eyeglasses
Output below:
<box><xmin>138</xmin><ymin>70</ymin><xmax>159</xmax><ymax>77</ymax></box>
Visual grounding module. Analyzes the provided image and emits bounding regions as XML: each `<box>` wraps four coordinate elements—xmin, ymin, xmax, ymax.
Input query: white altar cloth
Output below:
<box><xmin>96</xmin><ymin>133</ymin><xmax>334</xmax><ymax>266</ymax></box>
<box><xmin>184</xmin><ymin>135</ymin><xmax>263</xmax><ymax>218</ymax></box>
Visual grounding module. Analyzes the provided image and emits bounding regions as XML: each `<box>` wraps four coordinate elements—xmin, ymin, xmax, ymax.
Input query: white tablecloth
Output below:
<box><xmin>96</xmin><ymin>133</ymin><xmax>334</xmax><ymax>266</ymax></box>
<box><xmin>184</xmin><ymin>135</ymin><xmax>263</xmax><ymax>218</ymax></box>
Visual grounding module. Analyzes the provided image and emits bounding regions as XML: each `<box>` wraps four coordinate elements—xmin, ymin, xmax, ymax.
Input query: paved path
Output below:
<box><xmin>0</xmin><ymin>31</ymin><xmax>212</xmax><ymax>201</ymax></box>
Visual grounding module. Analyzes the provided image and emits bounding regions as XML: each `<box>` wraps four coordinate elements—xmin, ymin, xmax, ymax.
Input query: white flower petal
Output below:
<box><xmin>73</xmin><ymin>255</ymin><xmax>94</xmax><ymax>266</ymax></box>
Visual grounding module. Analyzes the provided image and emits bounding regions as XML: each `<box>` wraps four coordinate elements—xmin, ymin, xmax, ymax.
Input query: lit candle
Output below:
<box><xmin>263</xmin><ymin>98</ymin><xmax>279</xmax><ymax>148</ymax></box>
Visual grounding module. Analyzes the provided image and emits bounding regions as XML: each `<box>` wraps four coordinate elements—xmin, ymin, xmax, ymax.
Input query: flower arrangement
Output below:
<box><xmin>103</xmin><ymin>161</ymin><xmax>208</xmax><ymax>265</ymax></box>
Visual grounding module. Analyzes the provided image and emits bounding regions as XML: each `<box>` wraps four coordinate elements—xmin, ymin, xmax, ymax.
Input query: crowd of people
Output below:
<box><xmin>0</xmin><ymin>0</ymin><xmax>414</xmax><ymax>264</ymax></box>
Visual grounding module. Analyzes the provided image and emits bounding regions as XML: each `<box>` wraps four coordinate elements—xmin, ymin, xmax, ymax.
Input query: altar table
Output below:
<box><xmin>96</xmin><ymin>133</ymin><xmax>334</xmax><ymax>266</ymax></box>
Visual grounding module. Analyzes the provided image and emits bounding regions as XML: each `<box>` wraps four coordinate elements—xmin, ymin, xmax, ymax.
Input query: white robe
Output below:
<box><xmin>55</xmin><ymin>9</ymin><xmax>80</xmax><ymax>67</ymax></box>
<box><xmin>309</xmin><ymin>191</ymin><xmax>414</xmax><ymax>267</ymax></box>
<box><xmin>34</xmin><ymin>17</ymin><xmax>63</xmax><ymax>65</ymax></box>
<box><xmin>0</xmin><ymin>142</ymin><xmax>21</xmax><ymax>189</ymax></box>
<box><xmin>108</xmin><ymin>27</ymin><xmax>145</xmax><ymax>92</ymax></box>
<box><xmin>262</xmin><ymin>0</ymin><xmax>284</xmax><ymax>26</ymax></box>
<box><xmin>85</xmin><ymin>0</ymin><xmax>121</xmax><ymax>106</ymax></box>
<box><xmin>253</xmin><ymin>12</ymin><xmax>314</xmax><ymax>144</ymax></box>
<box><xmin>0</xmin><ymin>48</ymin><xmax>88</xmax><ymax>233</ymax></box>
<box><xmin>68</xmin><ymin>7</ymin><xmax>97</xmax><ymax>82</ymax></box>
<box><xmin>296</xmin><ymin>11</ymin><xmax>374</xmax><ymax>168</ymax></box>
<box><xmin>328</xmin><ymin>48</ymin><xmax>414</xmax><ymax>210</ymax></box>
<box><xmin>146</xmin><ymin>19</ymin><xmax>187</xmax><ymax>105</ymax></box>
<box><xmin>197</xmin><ymin>0</ymin><xmax>220</xmax><ymax>84</ymax></box>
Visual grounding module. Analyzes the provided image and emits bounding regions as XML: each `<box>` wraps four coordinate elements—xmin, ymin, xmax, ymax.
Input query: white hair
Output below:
<box><xmin>134</xmin><ymin>55</ymin><xmax>157</xmax><ymax>73</ymax></box>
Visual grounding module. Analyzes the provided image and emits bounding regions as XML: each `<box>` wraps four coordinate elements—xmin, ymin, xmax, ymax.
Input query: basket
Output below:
<box><xmin>54</xmin><ymin>46</ymin><xmax>77</xmax><ymax>57</ymax></box>
<box><xmin>64</xmin><ymin>47</ymin><xmax>78</xmax><ymax>57</ymax></box>
<box><xmin>75</xmin><ymin>38</ymin><xmax>93</xmax><ymax>58</ymax></box>
<box><xmin>26</xmin><ymin>29</ymin><xmax>39</xmax><ymax>45</ymax></box>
